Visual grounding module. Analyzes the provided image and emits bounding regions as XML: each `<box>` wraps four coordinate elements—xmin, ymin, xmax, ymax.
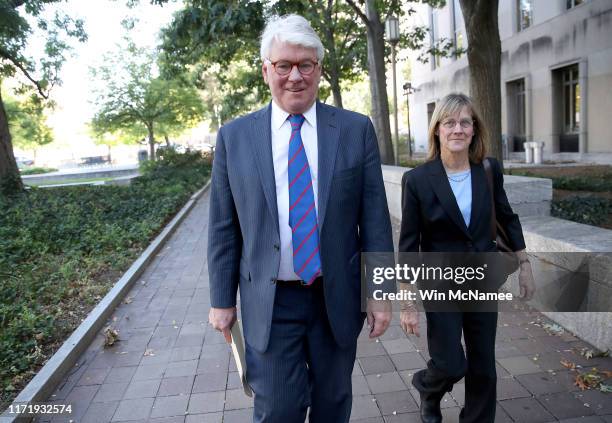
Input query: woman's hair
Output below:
<box><xmin>260</xmin><ymin>14</ymin><xmax>325</xmax><ymax>62</ymax></box>
<box><xmin>426</xmin><ymin>93</ymin><xmax>488</xmax><ymax>163</ymax></box>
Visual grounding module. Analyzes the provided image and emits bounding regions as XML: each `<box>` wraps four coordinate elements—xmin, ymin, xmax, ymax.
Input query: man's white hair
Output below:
<box><xmin>260</xmin><ymin>14</ymin><xmax>325</xmax><ymax>62</ymax></box>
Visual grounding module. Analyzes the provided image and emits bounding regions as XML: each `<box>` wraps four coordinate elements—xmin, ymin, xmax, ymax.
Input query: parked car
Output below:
<box><xmin>15</xmin><ymin>156</ymin><xmax>34</xmax><ymax>168</ymax></box>
<box><xmin>192</xmin><ymin>143</ymin><xmax>215</xmax><ymax>154</ymax></box>
<box><xmin>157</xmin><ymin>143</ymin><xmax>186</xmax><ymax>154</ymax></box>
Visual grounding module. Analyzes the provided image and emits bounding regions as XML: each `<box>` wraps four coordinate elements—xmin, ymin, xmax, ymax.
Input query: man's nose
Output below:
<box><xmin>287</xmin><ymin>65</ymin><xmax>303</xmax><ymax>81</ymax></box>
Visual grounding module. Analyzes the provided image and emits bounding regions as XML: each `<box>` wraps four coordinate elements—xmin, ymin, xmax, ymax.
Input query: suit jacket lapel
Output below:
<box><xmin>316</xmin><ymin>101</ymin><xmax>340</xmax><ymax>232</ymax></box>
<box><xmin>468</xmin><ymin>161</ymin><xmax>486</xmax><ymax>234</ymax></box>
<box><xmin>250</xmin><ymin>104</ymin><xmax>279</xmax><ymax>235</ymax></box>
<box><xmin>427</xmin><ymin>158</ymin><xmax>472</xmax><ymax>239</ymax></box>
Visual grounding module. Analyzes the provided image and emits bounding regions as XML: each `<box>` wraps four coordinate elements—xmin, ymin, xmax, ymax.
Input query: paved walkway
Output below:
<box><xmin>39</xmin><ymin>190</ymin><xmax>612</xmax><ymax>422</ymax></box>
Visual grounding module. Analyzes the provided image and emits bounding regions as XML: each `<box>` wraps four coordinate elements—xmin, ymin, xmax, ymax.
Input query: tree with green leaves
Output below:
<box><xmin>343</xmin><ymin>0</ymin><xmax>449</xmax><ymax>164</ymax></box>
<box><xmin>156</xmin><ymin>0</ymin><xmax>450</xmax><ymax>165</ymax></box>
<box><xmin>0</xmin><ymin>0</ymin><xmax>86</xmax><ymax>194</ymax></box>
<box><xmin>157</xmin><ymin>0</ymin><xmax>368</xmax><ymax>119</ymax></box>
<box><xmin>88</xmin><ymin>127</ymin><xmax>126</xmax><ymax>163</ymax></box>
<box><xmin>157</xmin><ymin>0</ymin><xmax>268</xmax><ymax>123</ymax></box>
<box><xmin>90</xmin><ymin>41</ymin><xmax>205</xmax><ymax>160</ymax></box>
<box><xmin>459</xmin><ymin>0</ymin><xmax>503</xmax><ymax>164</ymax></box>
<box><xmin>344</xmin><ymin>0</ymin><xmax>394</xmax><ymax>163</ymax></box>
<box><xmin>4</xmin><ymin>93</ymin><xmax>53</xmax><ymax>158</ymax></box>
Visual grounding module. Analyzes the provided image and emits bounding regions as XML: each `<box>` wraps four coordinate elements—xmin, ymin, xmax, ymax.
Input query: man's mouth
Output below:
<box><xmin>287</xmin><ymin>88</ymin><xmax>304</xmax><ymax>92</ymax></box>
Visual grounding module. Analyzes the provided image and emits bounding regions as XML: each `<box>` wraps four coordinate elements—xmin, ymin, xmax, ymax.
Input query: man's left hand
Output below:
<box><xmin>366</xmin><ymin>299</ymin><xmax>392</xmax><ymax>338</ymax></box>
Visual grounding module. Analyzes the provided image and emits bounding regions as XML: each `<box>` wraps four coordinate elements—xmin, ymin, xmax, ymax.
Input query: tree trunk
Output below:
<box><xmin>0</xmin><ymin>86</ymin><xmax>24</xmax><ymax>194</ymax></box>
<box><xmin>329</xmin><ymin>76</ymin><xmax>343</xmax><ymax>109</ymax></box>
<box><xmin>164</xmin><ymin>135</ymin><xmax>170</xmax><ymax>147</ymax></box>
<box><xmin>364</xmin><ymin>0</ymin><xmax>394</xmax><ymax>165</ymax></box>
<box><xmin>460</xmin><ymin>0</ymin><xmax>503</xmax><ymax>167</ymax></box>
<box><xmin>147</xmin><ymin>124</ymin><xmax>156</xmax><ymax>161</ymax></box>
<box><xmin>318</xmin><ymin>2</ymin><xmax>344</xmax><ymax>109</ymax></box>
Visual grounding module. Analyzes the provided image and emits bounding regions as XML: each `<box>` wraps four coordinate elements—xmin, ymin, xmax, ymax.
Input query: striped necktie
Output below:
<box><xmin>287</xmin><ymin>114</ymin><xmax>321</xmax><ymax>285</ymax></box>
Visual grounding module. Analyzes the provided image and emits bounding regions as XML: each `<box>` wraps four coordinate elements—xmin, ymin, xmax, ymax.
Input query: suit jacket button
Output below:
<box><xmin>274</xmin><ymin>244</ymin><xmax>280</xmax><ymax>251</ymax></box>
<box><xmin>270</xmin><ymin>277</ymin><xmax>276</xmax><ymax>284</ymax></box>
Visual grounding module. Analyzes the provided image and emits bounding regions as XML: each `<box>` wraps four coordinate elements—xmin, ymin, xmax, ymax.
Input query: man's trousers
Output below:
<box><xmin>245</xmin><ymin>281</ymin><xmax>358</xmax><ymax>423</ymax></box>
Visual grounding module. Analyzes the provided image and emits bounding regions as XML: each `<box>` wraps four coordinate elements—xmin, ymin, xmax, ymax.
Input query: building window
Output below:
<box><xmin>452</xmin><ymin>0</ymin><xmax>464</xmax><ymax>56</ymax></box>
<box><xmin>558</xmin><ymin>64</ymin><xmax>580</xmax><ymax>152</ymax></box>
<box><xmin>517</xmin><ymin>0</ymin><xmax>533</xmax><ymax>32</ymax></box>
<box><xmin>427</xmin><ymin>102</ymin><xmax>436</xmax><ymax>128</ymax></box>
<box><xmin>567</xmin><ymin>0</ymin><xmax>584</xmax><ymax>9</ymax></box>
<box><xmin>507</xmin><ymin>79</ymin><xmax>526</xmax><ymax>152</ymax></box>
<box><xmin>562</xmin><ymin>65</ymin><xmax>580</xmax><ymax>133</ymax></box>
<box><xmin>430</xmin><ymin>8</ymin><xmax>440</xmax><ymax>70</ymax></box>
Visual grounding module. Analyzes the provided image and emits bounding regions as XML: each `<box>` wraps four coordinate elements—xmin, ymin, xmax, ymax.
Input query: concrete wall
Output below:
<box><xmin>22</xmin><ymin>167</ymin><xmax>140</xmax><ymax>185</ymax></box>
<box><xmin>408</xmin><ymin>0</ymin><xmax>612</xmax><ymax>156</ymax></box>
<box><xmin>382</xmin><ymin>165</ymin><xmax>552</xmax><ymax>220</ymax></box>
<box><xmin>520</xmin><ymin>216</ymin><xmax>612</xmax><ymax>351</ymax></box>
<box><xmin>382</xmin><ymin>164</ymin><xmax>612</xmax><ymax>351</ymax></box>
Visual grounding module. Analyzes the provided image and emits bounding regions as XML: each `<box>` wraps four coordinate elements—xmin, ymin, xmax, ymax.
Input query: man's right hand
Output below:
<box><xmin>209</xmin><ymin>307</ymin><xmax>237</xmax><ymax>343</ymax></box>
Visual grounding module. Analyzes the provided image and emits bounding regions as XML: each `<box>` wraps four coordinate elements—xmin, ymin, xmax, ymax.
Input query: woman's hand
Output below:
<box><xmin>518</xmin><ymin>260</ymin><xmax>536</xmax><ymax>300</ymax></box>
<box><xmin>400</xmin><ymin>307</ymin><xmax>420</xmax><ymax>337</ymax></box>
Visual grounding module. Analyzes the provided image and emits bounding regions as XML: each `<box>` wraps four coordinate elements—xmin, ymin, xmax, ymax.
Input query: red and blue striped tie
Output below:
<box><xmin>288</xmin><ymin>114</ymin><xmax>321</xmax><ymax>285</ymax></box>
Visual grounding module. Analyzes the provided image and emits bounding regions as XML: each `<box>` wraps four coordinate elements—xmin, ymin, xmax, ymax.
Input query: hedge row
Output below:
<box><xmin>0</xmin><ymin>150</ymin><xmax>211</xmax><ymax>408</ymax></box>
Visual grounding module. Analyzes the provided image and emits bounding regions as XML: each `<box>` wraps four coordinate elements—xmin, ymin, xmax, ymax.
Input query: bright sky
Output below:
<box><xmin>21</xmin><ymin>0</ymin><xmax>183</xmax><ymax>156</ymax></box>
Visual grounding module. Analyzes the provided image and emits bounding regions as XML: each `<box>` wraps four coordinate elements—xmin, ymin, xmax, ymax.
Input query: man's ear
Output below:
<box><xmin>262</xmin><ymin>63</ymin><xmax>268</xmax><ymax>84</ymax></box>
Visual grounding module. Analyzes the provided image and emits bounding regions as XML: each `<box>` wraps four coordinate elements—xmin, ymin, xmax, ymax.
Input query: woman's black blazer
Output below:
<box><xmin>399</xmin><ymin>157</ymin><xmax>526</xmax><ymax>254</ymax></box>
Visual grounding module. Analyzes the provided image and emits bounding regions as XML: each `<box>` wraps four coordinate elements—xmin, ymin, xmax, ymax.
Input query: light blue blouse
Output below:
<box><xmin>447</xmin><ymin>169</ymin><xmax>472</xmax><ymax>228</ymax></box>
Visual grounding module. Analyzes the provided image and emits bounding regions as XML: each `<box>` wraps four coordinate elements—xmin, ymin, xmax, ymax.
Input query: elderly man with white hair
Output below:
<box><xmin>207</xmin><ymin>14</ymin><xmax>394</xmax><ymax>422</ymax></box>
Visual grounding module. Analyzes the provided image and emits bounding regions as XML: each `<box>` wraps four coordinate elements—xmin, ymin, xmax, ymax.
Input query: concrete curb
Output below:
<box><xmin>1</xmin><ymin>181</ymin><xmax>211</xmax><ymax>423</ymax></box>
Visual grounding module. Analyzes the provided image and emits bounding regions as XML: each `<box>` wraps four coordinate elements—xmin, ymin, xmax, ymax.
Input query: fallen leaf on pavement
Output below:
<box><xmin>600</xmin><ymin>384</ymin><xmax>612</xmax><ymax>393</ymax></box>
<box><xmin>103</xmin><ymin>326</ymin><xmax>119</xmax><ymax>347</ymax></box>
<box><xmin>561</xmin><ymin>359</ymin><xmax>576</xmax><ymax>370</ymax></box>
<box><xmin>543</xmin><ymin>323</ymin><xmax>564</xmax><ymax>334</ymax></box>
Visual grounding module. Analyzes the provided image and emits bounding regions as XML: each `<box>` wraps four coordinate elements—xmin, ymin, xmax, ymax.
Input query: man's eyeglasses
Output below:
<box><xmin>265</xmin><ymin>58</ymin><xmax>319</xmax><ymax>76</ymax></box>
<box><xmin>440</xmin><ymin>119</ymin><xmax>474</xmax><ymax>129</ymax></box>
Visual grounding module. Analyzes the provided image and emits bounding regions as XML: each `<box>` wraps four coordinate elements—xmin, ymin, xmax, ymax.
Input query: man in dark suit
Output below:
<box><xmin>207</xmin><ymin>14</ymin><xmax>394</xmax><ymax>422</ymax></box>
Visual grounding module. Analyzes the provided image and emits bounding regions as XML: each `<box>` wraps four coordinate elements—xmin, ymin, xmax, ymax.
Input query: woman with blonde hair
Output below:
<box><xmin>399</xmin><ymin>93</ymin><xmax>535</xmax><ymax>422</ymax></box>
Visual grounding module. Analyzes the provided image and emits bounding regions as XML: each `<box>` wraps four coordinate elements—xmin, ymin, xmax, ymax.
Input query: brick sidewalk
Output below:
<box><xmin>39</xmin><ymin>190</ymin><xmax>611</xmax><ymax>422</ymax></box>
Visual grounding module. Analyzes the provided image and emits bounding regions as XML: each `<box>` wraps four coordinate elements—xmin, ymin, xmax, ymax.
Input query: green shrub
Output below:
<box><xmin>551</xmin><ymin>196</ymin><xmax>612</xmax><ymax>226</ymax></box>
<box><xmin>20</xmin><ymin>167</ymin><xmax>58</xmax><ymax>175</ymax></box>
<box><xmin>400</xmin><ymin>158</ymin><xmax>426</xmax><ymax>169</ymax></box>
<box><xmin>551</xmin><ymin>175</ymin><xmax>612</xmax><ymax>192</ymax></box>
<box><xmin>507</xmin><ymin>169</ymin><xmax>612</xmax><ymax>192</ymax></box>
<box><xmin>0</xmin><ymin>152</ymin><xmax>210</xmax><ymax>406</ymax></box>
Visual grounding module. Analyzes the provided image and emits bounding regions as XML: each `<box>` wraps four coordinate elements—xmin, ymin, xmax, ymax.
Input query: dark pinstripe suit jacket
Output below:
<box><xmin>208</xmin><ymin>101</ymin><xmax>394</xmax><ymax>353</ymax></box>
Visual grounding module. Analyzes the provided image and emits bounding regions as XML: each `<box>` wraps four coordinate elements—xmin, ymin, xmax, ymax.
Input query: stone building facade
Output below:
<box><xmin>407</xmin><ymin>0</ymin><xmax>612</xmax><ymax>157</ymax></box>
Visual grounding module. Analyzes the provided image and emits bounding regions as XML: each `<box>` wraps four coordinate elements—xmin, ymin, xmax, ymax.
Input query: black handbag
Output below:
<box><xmin>483</xmin><ymin>159</ymin><xmax>520</xmax><ymax>286</ymax></box>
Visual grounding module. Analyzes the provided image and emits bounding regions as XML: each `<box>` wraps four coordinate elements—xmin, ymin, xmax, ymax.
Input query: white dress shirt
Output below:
<box><xmin>270</xmin><ymin>100</ymin><xmax>319</xmax><ymax>281</ymax></box>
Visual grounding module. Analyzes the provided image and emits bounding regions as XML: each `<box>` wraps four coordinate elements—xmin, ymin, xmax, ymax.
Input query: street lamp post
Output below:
<box><xmin>403</xmin><ymin>82</ymin><xmax>418</xmax><ymax>160</ymax></box>
<box><xmin>385</xmin><ymin>15</ymin><xmax>400</xmax><ymax>166</ymax></box>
